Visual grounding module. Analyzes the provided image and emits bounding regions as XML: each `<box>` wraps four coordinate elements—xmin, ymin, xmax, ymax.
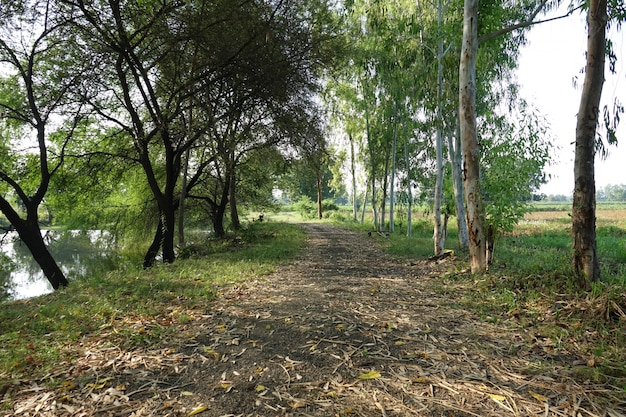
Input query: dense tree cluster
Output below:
<box><xmin>0</xmin><ymin>0</ymin><xmax>341</xmax><ymax>286</ymax></box>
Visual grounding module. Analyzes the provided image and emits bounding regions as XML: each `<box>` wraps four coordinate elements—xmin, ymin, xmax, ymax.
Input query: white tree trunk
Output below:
<box><xmin>389</xmin><ymin>105</ymin><xmax>398</xmax><ymax>233</ymax></box>
<box><xmin>448</xmin><ymin>121</ymin><xmax>469</xmax><ymax>249</ymax></box>
<box><xmin>349</xmin><ymin>133</ymin><xmax>358</xmax><ymax>222</ymax></box>
<box><xmin>404</xmin><ymin>130</ymin><xmax>413</xmax><ymax>237</ymax></box>
<box><xmin>433</xmin><ymin>0</ymin><xmax>446</xmax><ymax>256</ymax></box>
<box><xmin>459</xmin><ymin>0</ymin><xmax>486</xmax><ymax>272</ymax></box>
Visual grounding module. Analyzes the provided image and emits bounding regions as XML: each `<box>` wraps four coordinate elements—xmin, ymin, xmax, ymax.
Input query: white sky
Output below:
<box><xmin>516</xmin><ymin>7</ymin><xmax>626</xmax><ymax>196</ymax></box>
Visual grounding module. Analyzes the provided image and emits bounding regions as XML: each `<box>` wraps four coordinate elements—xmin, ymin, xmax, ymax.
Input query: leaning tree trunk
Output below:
<box><xmin>0</xmin><ymin>198</ymin><xmax>69</xmax><ymax>289</ymax></box>
<box><xmin>459</xmin><ymin>0</ymin><xmax>486</xmax><ymax>273</ymax></box>
<box><xmin>19</xmin><ymin>219</ymin><xmax>68</xmax><ymax>289</ymax></box>
<box><xmin>572</xmin><ymin>0</ymin><xmax>606</xmax><ymax>289</ymax></box>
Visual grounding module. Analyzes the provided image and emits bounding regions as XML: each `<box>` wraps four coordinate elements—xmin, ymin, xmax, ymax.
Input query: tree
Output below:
<box><xmin>0</xmin><ymin>1</ymin><xmax>88</xmax><ymax>289</ymax></box>
<box><xmin>459</xmin><ymin>0</ymin><xmax>484</xmax><ymax>272</ymax></box>
<box><xmin>481</xmin><ymin>104</ymin><xmax>552</xmax><ymax>263</ymax></box>
<box><xmin>572</xmin><ymin>0</ymin><xmax>607</xmax><ymax>289</ymax></box>
<box><xmin>459</xmin><ymin>0</ymin><xmax>551</xmax><ymax>273</ymax></box>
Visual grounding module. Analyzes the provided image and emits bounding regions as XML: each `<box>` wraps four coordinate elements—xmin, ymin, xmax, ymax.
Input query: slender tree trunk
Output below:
<box><xmin>381</xmin><ymin>147</ymin><xmax>390</xmax><ymax>232</ymax></box>
<box><xmin>366</xmin><ymin>112</ymin><xmax>379</xmax><ymax>230</ymax></box>
<box><xmin>349</xmin><ymin>133</ymin><xmax>358</xmax><ymax>222</ymax></box>
<box><xmin>371</xmin><ymin>178</ymin><xmax>378</xmax><ymax>230</ymax></box>
<box><xmin>459</xmin><ymin>0</ymin><xmax>486</xmax><ymax>273</ymax></box>
<box><xmin>229</xmin><ymin>169</ymin><xmax>241</xmax><ymax>231</ymax></box>
<box><xmin>433</xmin><ymin>11</ymin><xmax>446</xmax><ymax>256</ymax></box>
<box><xmin>389</xmin><ymin>107</ymin><xmax>397</xmax><ymax>234</ymax></box>
<box><xmin>404</xmin><ymin>129</ymin><xmax>413</xmax><ymax>237</ymax></box>
<box><xmin>573</xmin><ymin>0</ymin><xmax>606</xmax><ymax>289</ymax></box>
<box><xmin>361</xmin><ymin>179</ymin><xmax>368</xmax><ymax>225</ymax></box>
<box><xmin>448</xmin><ymin>121</ymin><xmax>469</xmax><ymax>249</ymax></box>
<box><xmin>178</xmin><ymin>148</ymin><xmax>190</xmax><ymax>246</ymax></box>
<box><xmin>316</xmin><ymin>172</ymin><xmax>323</xmax><ymax>220</ymax></box>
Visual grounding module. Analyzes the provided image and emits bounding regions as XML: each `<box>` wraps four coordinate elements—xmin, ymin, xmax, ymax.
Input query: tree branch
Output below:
<box><xmin>478</xmin><ymin>2</ymin><xmax>583</xmax><ymax>45</ymax></box>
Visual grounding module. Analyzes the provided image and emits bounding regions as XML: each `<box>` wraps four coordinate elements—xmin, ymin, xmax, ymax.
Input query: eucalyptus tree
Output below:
<box><xmin>571</xmin><ymin>0</ymin><xmax>611</xmax><ymax>288</ymax></box>
<box><xmin>0</xmin><ymin>0</ymin><xmax>91</xmax><ymax>289</ymax></box>
<box><xmin>459</xmin><ymin>0</ymin><xmax>553</xmax><ymax>272</ymax></box>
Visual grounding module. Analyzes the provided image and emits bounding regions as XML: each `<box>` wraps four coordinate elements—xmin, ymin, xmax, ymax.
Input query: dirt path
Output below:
<box><xmin>8</xmin><ymin>223</ymin><xmax>623</xmax><ymax>416</ymax></box>
<box><xmin>169</xmin><ymin>223</ymin><xmax>619</xmax><ymax>417</ymax></box>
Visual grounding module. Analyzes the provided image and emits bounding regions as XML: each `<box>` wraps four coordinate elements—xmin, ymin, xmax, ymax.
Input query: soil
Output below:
<box><xmin>5</xmin><ymin>223</ymin><xmax>625</xmax><ymax>416</ymax></box>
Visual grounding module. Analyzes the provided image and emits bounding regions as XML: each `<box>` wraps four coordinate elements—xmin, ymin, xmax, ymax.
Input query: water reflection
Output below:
<box><xmin>0</xmin><ymin>230</ymin><xmax>119</xmax><ymax>301</ymax></box>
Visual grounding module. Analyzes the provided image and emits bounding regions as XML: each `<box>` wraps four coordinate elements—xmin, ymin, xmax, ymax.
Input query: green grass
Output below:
<box><xmin>0</xmin><ymin>221</ymin><xmax>306</xmax><ymax>380</ymax></box>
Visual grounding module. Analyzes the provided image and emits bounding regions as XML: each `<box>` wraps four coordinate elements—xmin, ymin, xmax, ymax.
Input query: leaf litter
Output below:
<box><xmin>2</xmin><ymin>223</ymin><xmax>625</xmax><ymax>416</ymax></box>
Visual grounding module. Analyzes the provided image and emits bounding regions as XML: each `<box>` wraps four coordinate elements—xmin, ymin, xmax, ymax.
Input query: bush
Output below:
<box><xmin>294</xmin><ymin>197</ymin><xmax>317</xmax><ymax>219</ymax></box>
<box><xmin>293</xmin><ymin>197</ymin><xmax>340</xmax><ymax>219</ymax></box>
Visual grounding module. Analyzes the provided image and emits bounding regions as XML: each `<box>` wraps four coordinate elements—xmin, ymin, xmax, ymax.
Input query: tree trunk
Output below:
<box><xmin>229</xmin><ymin>170</ymin><xmax>241</xmax><ymax>231</ymax></box>
<box><xmin>178</xmin><ymin>148</ymin><xmax>190</xmax><ymax>246</ymax></box>
<box><xmin>389</xmin><ymin>105</ymin><xmax>398</xmax><ymax>234</ymax></box>
<box><xmin>19</xmin><ymin>220</ymin><xmax>69</xmax><ymax>289</ymax></box>
<box><xmin>485</xmin><ymin>224</ymin><xmax>495</xmax><ymax>265</ymax></box>
<box><xmin>361</xmin><ymin>179</ymin><xmax>369</xmax><ymax>225</ymax></box>
<box><xmin>380</xmin><ymin>147</ymin><xmax>390</xmax><ymax>232</ymax></box>
<box><xmin>371</xmin><ymin>178</ymin><xmax>378</xmax><ymax>230</ymax></box>
<box><xmin>0</xmin><ymin>199</ymin><xmax>69</xmax><ymax>289</ymax></box>
<box><xmin>459</xmin><ymin>0</ymin><xmax>486</xmax><ymax>273</ymax></box>
<box><xmin>316</xmin><ymin>172</ymin><xmax>323</xmax><ymax>219</ymax></box>
<box><xmin>143</xmin><ymin>217</ymin><xmax>164</xmax><ymax>269</ymax></box>
<box><xmin>433</xmin><ymin>0</ymin><xmax>447</xmax><ymax>256</ymax></box>
<box><xmin>404</xmin><ymin>129</ymin><xmax>413</xmax><ymax>237</ymax></box>
<box><xmin>572</xmin><ymin>0</ymin><xmax>606</xmax><ymax>289</ymax></box>
<box><xmin>448</xmin><ymin>121</ymin><xmax>469</xmax><ymax>249</ymax></box>
<box><xmin>213</xmin><ymin>177</ymin><xmax>231</xmax><ymax>238</ymax></box>
<box><xmin>349</xmin><ymin>133</ymin><xmax>358</xmax><ymax>222</ymax></box>
<box><xmin>366</xmin><ymin>112</ymin><xmax>379</xmax><ymax>231</ymax></box>
<box><xmin>161</xmin><ymin>205</ymin><xmax>176</xmax><ymax>263</ymax></box>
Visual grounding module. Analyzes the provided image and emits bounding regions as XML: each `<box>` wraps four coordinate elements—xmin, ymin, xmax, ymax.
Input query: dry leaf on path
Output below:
<box><xmin>357</xmin><ymin>371</ymin><xmax>381</xmax><ymax>380</ymax></box>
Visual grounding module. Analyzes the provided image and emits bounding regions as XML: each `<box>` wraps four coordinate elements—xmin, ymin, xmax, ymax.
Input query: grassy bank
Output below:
<box><xmin>0</xmin><ymin>222</ymin><xmax>306</xmax><ymax>384</ymax></box>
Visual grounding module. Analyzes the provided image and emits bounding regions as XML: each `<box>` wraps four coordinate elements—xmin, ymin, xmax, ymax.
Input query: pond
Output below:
<box><xmin>0</xmin><ymin>230</ymin><xmax>121</xmax><ymax>302</ymax></box>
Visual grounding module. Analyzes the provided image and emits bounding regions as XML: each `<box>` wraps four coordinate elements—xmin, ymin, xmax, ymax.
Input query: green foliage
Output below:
<box><xmin>481</xmin><ymin>102</ymin><xmax>552</xmax><ymax>235</ymax></box>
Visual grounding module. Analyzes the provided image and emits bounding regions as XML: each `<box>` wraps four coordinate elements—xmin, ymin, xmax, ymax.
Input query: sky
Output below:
<box><xmin>516</xmin><ymin>6</ymin><xmax>626</xmax><ymax>196</ymax></box>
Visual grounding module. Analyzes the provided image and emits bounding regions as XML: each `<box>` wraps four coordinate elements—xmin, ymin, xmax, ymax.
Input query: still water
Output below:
<box><xmin>0</xmin><ymin>230</ymin><xmax>119</xmax><ymax>301</ymax></box>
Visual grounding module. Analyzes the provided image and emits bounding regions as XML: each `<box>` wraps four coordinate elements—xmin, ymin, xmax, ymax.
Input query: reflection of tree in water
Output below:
<box><xmin>0</xmin><ymin>252</ymin><xmax>15</xmax><ymax>301</ymax></box>
<box><xmin>5</xmin><ymin>230</ymin><xmax>120</xmax><ymax>300</ymax></box>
